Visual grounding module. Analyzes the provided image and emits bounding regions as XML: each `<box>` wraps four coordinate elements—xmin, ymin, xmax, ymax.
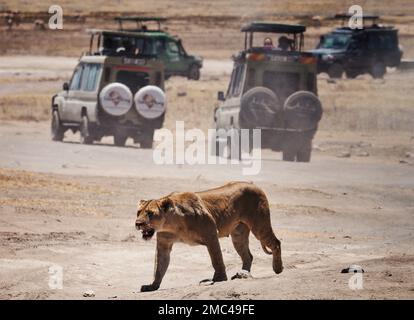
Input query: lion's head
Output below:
<box><xmin>135</xmin><ymin>198</ymin><xmax>174</xmax><ymax>240</ymax></box>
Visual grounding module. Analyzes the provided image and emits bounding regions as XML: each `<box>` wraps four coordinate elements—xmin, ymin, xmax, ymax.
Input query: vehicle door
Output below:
<box><xmin>164</xmin><ymin>39</ymin><xmax>188</xmax><ymax>74</ymax></box>
<box><xmin>61</xmin><ymin>63</ymin><xmax>84</xmax><ymax>122</ymax></box>
<box><xmin>77</xmin><ymin>63</ymin><xmax>102</xmax><ymax>123</ymax></box>
<box><xmin>346</xmin><ymin>35</ymin><xmax>367</xmax><ymax>69</ymax></box>
<box><xmin>217</xmin><ymin>63</ymin><xmax>246</xmax><ymax>130</ymax></box>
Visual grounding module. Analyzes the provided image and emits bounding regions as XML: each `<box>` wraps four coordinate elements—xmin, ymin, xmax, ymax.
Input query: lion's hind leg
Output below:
<box><xmin>243</xmin><ymin>208</ymin><xmax>283</xmax><ymax>275</ymax></box>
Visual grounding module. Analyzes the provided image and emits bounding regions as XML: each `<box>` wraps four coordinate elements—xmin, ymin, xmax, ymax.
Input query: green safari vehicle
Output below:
<box><xmin>213</xmin><ymin>22</ymin><xmax>323</xmax><ymax>162</ymax></box>
<box><xmin>113</xmin><ymin>16</ymin><xmax>203</xmax><ymax>80</ymax></box>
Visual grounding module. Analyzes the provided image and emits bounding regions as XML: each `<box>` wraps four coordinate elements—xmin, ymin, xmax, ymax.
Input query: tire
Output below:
<box><xmin>283</xmin><ymin>91</ymin><xmax>323</xmax><ymax>131</ymax></box>
<box><xmin>371</xmin><ymin>61</ymin><xmax>386</xmax><ymax>79</ymax></box>
<box><xmin>297</xmin><ymin>139</ymin><xmax>312</xmax><ymax>162</ymax></box>
<box><xmin>282</xmin><ymin>134</ymin><xmax>312</xmax><ymax>162</ymax></box>
<box><xmin>239</xmin><ymin>87</ymin><xmax>281</xmax><ymax>129</ymax></box>
<box><xmin>188</xmin><ymin>64</ymin><xmax>200</xmax><ymax>80</ymax></box>
<box><xmin>79</xmin><ymin>115</ymin><xmax>93</xmax><ymax>145</ymax></box>
<box><xmin>114</xmin><ymin>133</ymin><xmax>128</xmax><ymax>147</ymax></box>
<box><xmin>327</xmin><ymin>63</ymin><xmax>344</xmax><ymax>79</ymax></box>
<box><xmin>51</xmin><ymin>110</ymin><xmax>65</xmax><ymax>141</ymax></box>
<box><xmin>140</xmin><ymin>129</ymin><xmax>154</xmax><ymax>149</ymax></box>
<box><xmin>345</xmin><ymin>69</ymin><xmax>359</xmax><ymax>79</ymax></box>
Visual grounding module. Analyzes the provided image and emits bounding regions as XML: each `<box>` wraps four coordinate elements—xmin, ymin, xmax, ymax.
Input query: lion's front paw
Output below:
<box><xmin>140</xmin><ymin>284</ymin><xmax>159</xmax><ymax>292</ymax></box>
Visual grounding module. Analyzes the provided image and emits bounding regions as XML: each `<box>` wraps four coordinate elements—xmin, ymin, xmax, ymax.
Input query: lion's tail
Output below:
<box><xmin>261</xmin><ymin>243</ymin><xmax>272</xmax><ymax>255</ymax></box>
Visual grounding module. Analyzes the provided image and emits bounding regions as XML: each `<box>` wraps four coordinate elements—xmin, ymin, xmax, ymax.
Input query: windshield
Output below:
<box><xmin>318</xmin><ymin>33</ymin><xmax>352</xmax><ymax>49</ymax></box>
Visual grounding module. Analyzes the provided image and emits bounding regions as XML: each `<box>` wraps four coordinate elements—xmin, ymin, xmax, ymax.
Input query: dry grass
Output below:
<box><xmin>318</xmin><ymin>72</ymin><xmax>414</xmax><ymax>132</ymax></box>
<box><xmin>2</xmin><ymin>0</ymin><xmax>414</xmax><ymax>16</ymax></box>
<box><xmin>0</xmin><ymin>93</ymin><xmax>51</xmax><ymax>121</ymax></box>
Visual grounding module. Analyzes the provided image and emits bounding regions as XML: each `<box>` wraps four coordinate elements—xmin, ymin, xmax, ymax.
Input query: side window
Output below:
<box><xmin>69</xmin><ymin>64</ymin><xmax>83</xmax><ymax>90</ymax></box>
<box><xmin>232</xmin><ymin>65</ymin><xmax>245</xmax><ymax>97</ymax></box>
<box><xmin>80</xmin><ymin>64</ymin><xmax>91</xmax><ymax>91</ymax></box>
<box><xmin>153</xmin><ymin>39</ymin><xmax>165</xmax><ymax>55</ymax></box>
<box><xmin>82</xmin><ymin>64</ymin><xmax>102</xmax><ymax>92</ymax></box>
<box><xmin>226</xmin><ymin>65</ymin><xmax>245</xmax><ymax>98</ymax></box>
<box><xmin>166</xmin><ymin>41</ymin><xmax>180</xmax><ymax>58</ymax></box>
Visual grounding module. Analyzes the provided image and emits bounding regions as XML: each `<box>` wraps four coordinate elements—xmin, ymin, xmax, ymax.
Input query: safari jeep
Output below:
<box><xmin>112</xmin><ymin>16</ymin><xmax>203</xmax><ymax>80</ymax></box>
<box><xmin>51</xmin><ymin>53</ymin><xmax>166</xmax><ymax>148</ymax></box>
<box><xmin>311</xmin><ymin>15</ymin><xmax>403</xmax><ymax>79</ymax></box>
<box><xmin>213</xmin><ymin>22</ymin><xmax>323</xmax><ymax>162</ymax></box>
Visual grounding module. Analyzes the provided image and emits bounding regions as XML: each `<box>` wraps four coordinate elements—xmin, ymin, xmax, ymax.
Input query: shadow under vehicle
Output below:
<box><xmin>51</xmin><ymin>37</ymin><xmax>166</xmax><ymax>149</ymax></box>
<box><xmin>310</xmin><ymin>14</ymin><xmax>403</xmax><ymax>79</ymax></box>
<box><xmin>109</xmin><ymin>16</ymin><xmax>203</xmax><ymax>80</ymax></box>
<box><xmin>213</xmin><ymin>22</ymin><xmax>323</xmax><ymax>162</ymax></box>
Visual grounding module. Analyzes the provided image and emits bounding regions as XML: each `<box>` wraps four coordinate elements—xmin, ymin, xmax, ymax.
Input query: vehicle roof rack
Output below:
<box><xmin>241</xmin><ymin>22</ymin><xmax>306</xmax><ymax>34</ymax></box>
<box><xmin>114</xmin><ymin>16</ymin><xmax>167</xmax><ymax>31</ymax></box>
<box><xmin>334</xmin><ymin>14</ymin><xmax>380</xmax><ymax>27</ymax></box>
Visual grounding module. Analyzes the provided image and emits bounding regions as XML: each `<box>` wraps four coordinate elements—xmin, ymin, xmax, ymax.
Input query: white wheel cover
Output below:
<box><xmin>134</xmin><ymin>85</ymin><xmax>166</xmax><ymax>119</ymax></box>
<box><xmin>99</xmin><ymin>83</ymin><xmax>133</xmax><ymax>116</ymax></box>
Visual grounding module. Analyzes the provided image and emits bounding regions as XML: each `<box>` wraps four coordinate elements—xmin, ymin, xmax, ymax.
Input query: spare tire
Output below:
<box><xmin>134</xmin><ymin>85</ymin><xmax>166</xmax><ymax>119</ymax></box>
<box><xmin>283</xmin><ymin>91</ymin><xmax>323</xmax><ymax>131</ymax></box>
<box><xmin>99</xmin><ymin>83</ymin><xmax>133</xmax><ymax>117</ymax></box>
<box><xmin>239</xmin><ymin>87</ymin><xmax>281</xmax><ymax>129</ymax></box>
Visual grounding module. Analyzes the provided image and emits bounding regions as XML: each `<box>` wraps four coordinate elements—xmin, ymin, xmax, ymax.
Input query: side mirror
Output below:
<box><xmin>63</xmin><ymin>82</ymin><xmax>69</xmax><ymax>91</ymax></box>
<box><xmin>217</xmin><ymin>91</ymin><xmax>225</xmax><ymax>101</ymax></box>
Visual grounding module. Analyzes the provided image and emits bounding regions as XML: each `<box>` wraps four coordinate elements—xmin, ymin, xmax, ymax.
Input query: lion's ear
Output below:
<box><xmin>138</xmin><ymin>199</ymin><xmax>147</xmax><ymax>208</ymax></box>
<box><xmin>160</xmin><ymin>197</ymin><xmax>174</xmax><ymax>213</ymax></box>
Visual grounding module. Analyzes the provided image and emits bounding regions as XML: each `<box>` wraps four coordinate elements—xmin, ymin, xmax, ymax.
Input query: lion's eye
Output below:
<box><xmin>147</xmin><ymin>211</ymin><xmax>154</xmax><ymax>219</ymax></box>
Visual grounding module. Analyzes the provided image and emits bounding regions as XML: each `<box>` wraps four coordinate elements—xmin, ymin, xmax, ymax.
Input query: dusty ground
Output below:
<box><xmin>1</xmin><ymin>1</ymin><xmax>414</xmax><ymax>300</ymax></box>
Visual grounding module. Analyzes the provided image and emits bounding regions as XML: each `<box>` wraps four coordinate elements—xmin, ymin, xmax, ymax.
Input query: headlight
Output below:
<box><xmin>322</xmin><ymin>54</ymin><xmax>334</xmax><ymax>61</ymax></box>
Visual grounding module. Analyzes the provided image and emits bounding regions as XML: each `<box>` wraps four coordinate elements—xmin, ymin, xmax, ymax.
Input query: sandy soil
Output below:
<box><xmin>0</xmin><ymin>120</ymin><xmax>413</xmax><ymax>300</ymax></box>
<box><xmin>1</xmin><ymin>1</ymin><xmax>414</xmax><ymax>300</ymax></box>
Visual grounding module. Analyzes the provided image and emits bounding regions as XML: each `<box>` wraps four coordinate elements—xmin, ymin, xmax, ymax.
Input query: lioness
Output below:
<box><xmin>135</xmin><ymin>181</ymin><xmax>283</xmax><ymax>292</ymax></box>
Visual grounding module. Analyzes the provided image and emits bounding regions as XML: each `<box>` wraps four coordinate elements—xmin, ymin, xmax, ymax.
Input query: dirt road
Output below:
<box><xmin>0</xmin><ymin>121</ymin><xmax>413</xmax><ymax>299</ymax></box>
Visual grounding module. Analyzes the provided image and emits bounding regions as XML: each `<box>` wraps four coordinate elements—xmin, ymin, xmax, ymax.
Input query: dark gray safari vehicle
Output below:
<box><xmin>311</xmin><ymin>15</ymin><xmax>403</xmax><ymax>79</ymax></box>
<box><xmin>213</xmin><ymin>22</ymin><xmax>323</xmax><ymax>162</ymax></box>
<box><xmin>51</xmin><ymin>30</ymin><xmax>166</xmax><ymax>148</ymax></box>
<box><xmin>113</xmin><ymin>16</ymin><xmax>203</xmax><ymax>80</ymax></box>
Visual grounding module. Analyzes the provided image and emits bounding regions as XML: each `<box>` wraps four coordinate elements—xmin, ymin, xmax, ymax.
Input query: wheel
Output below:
<box><xmin>114</xmin><ymin>133</ymin><xmax>128</xmax><ymax>147</ymax></box>
<box><xmin>282</xmin><ymin>134</ymin><xmax>312</xmax><ymax>162</ymax></box>
<box><xmin>327</xmin><ymin>63</ymin><xmax>344</xmax><ymax>79</ymax></box>
<box><xmin>239</xmin><ymin>87</ymin><xmax>281</xmax><ymax>129</ymax></box>
<box><xmin>283</xmin><ymin>91</ymin><xmax>323</xmax><ymax>131</ymax></box>
<box><xmin>188</xmin><ymin>64</ymin><xmax>200</xmax><ymax>80</ymax></box>
<box><xmin>345</xmin><ymin>69</ymin><xmax>359</xmax><ymax>79</ymax></box>
<box><xmin>79</xmin><ymin>115</ymin><xmax>93</xmax><ymax>145</ymax></box>
<box><xmin>297</xmin><ymin>139</ymin><xmax>312</xmax><ymax>162</ymax></box>
<box><xmin>371</xmin><ymin>61</ymin><xmax>386</xmax><ymax>79</ymax></box>
<box><xmin>282</xmin><ymin>133</ymin><xmax>298</xmax><ymax>161</ymax></box>
<box><xmin>51</xmin><ymin>110</ymin><xmax>65</xmax><ymax>141</ymax></box>
<box><xmin>140</xmin><ymin>129</ymin><xmax>154</xmax><ymax>149</ymax></box>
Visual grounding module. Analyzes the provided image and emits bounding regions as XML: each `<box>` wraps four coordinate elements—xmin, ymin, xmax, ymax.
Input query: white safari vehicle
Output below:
<box><xmin>51</xmin><ymin>53</ymin><xmax>166</xmax><ymax>148</ymax></box>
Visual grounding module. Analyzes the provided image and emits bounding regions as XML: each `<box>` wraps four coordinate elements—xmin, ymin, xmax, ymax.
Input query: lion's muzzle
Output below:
<box><xmin>135</xmin><ymin>221</ymin><xmax>155</xmax><ymax>240</ymax></box>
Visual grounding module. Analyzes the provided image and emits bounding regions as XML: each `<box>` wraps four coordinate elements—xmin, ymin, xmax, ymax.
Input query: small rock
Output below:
<box><xmin>177</xmin><ymin>91</ymin><xmax>187</xmax><ymax>97</ymax></box>
<box><xmin>399</xmin><ymin>159</ymin><xmax>409</xmax><ymax>164</ymax></box>
<box><xmin>312</xmin><ymin>144</ymin><xmax>325</xmax><ymax>152</ymax></box>
<box><xmin>341</xmin><ymin>265</ymin><xmax>364</xmax><ymax>273</ymax></box>
<box><xmin>343</xmin><ymin>235</ymin><xmax>352</xmax><ymax>239</ymax></box>
<box><xmin>83</xmin><ymin>290</ymin><xmax>95</xmax><ymax>298</ymax></box>
<box><xmin>337</xmin><ymin>151</ymin><xmax>351</xmax><ymax>158</ymax></box>
<box><xmin>405</xmin><ymin>152</ymin><xmax>414</xmax><ymax>158</ymax></box>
